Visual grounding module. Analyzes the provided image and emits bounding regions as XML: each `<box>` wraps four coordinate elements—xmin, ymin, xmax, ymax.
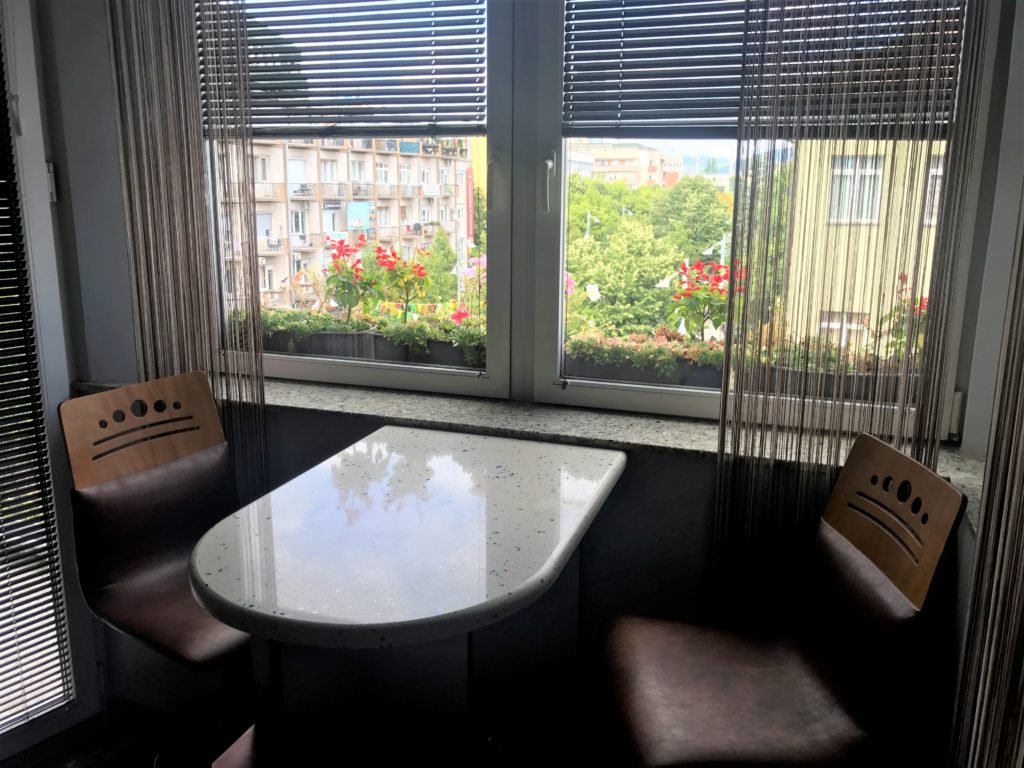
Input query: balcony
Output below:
<box><xmin>420</xmin><ymin>183</ymin><xmax>441</xmax><ymax>197</ymax></box>
<box><xmin>257</xmin><ymin>237</ymin><xmax>284</xmax><ymax>253</ymax></box>
<box><xmin>375</xmin><ymin>139</ymin><xmax>398</xmax><ymax>153</ymax></box>
<box><xmin>352</xmin><ymin>138</ymin><xmax>374</xmax><ymax>150</ymax></box>
<box><xmin>441</xmin><ymin>144</ymin><xmax>459</xmax><ymax>158</ymax></box>
<box><xmin>254</xmin><ymin>182</ymin><xmax>284</xmax><ymax>200</ymax></box>
<box><xmin>441</xmin><ymin>184</ymin><xmax>457</xmax><ymax>197</ymax></box>
<box><xmin>375</xmin><ymin>183</ymin><xmax>395</xmax><ymax>197</ymax></box>
<box><xmin>422</xmin><ymin>141</ymin><xmax>439</xmax><ymax>155</ymax></box>
<box><xmin>399</xmin><ymin>140</ymin><xmax>420</xmax><ymax>154</ymax></box>
<box><xmin>290</xmin><ymin>232</ymin><xmax>325</xmax><ymax>250</ymax></box>
<box><xmin>288</xmin><ymin>182</ymin><xmax>316</xmax><ymax>198</ymax></box>
<box><xmin>399</xmin><ymin>183</ymin><xmax>418</xmax><ymax>197</ymax></box>
<box><xmin>321</xmin><ymin>138</ymin><xmax>346</xmax><ymax>148</ymax></box>
<box><xmin>402</xmin><ymin>224</ymin><xmax>420</xmax><ymax>238</ymax></box>
<box><xmin>374</xmin><ymin>225</ymin><xmax>400</xmax><ymax>242</ymax></box>
<box><xmin>348</xmin><ymin>226</ymin><xmax>376</xmax><ymax>241</ymax></box>
<box><xmin>351</xmin><ymin>182</ymin><xmax>374</xmax><ymax>198</ymax></box>
<box><xmin>320</xmin><ymin>182</ymin><xmax>348</xmax><ymax>199</ymax></box>
<box><xmin>295</xmin><ymin>138</ymin><xmax>315</xmax><ymax>145</ymax></box>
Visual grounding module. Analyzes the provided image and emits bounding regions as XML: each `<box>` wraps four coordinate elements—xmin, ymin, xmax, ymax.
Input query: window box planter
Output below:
<box><xmin>263</xmin><ymin>331</ymin><xmax>311</xmax><ymax>355</ymax></box>
<box><xmin>370</xmin><ymin>332</ymin><xmax>408</xmax><ymax>362</ymax></box>
<box><xmin>307</xmin><ymin>331</ymin><xmax>372</xmax><ymax>359</ymax></box>
<box><xmin>427</xmin><ymin>339</ymin><xmax>469</xmax><ymax>367</ymax></box>
<box><xmin>761</xmin><ymin>365</ymin><xmax>920</xmax><ymax>404</ymax></box>
<box><xmin>563</xmin><ymin>355</ymin><xmax>690</xmax><ymax>385</ymax></box>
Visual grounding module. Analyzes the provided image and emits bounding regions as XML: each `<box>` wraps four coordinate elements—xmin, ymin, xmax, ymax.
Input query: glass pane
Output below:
<box><xmin>255</xmin><ymin>136</ymin><xmax>486</xmax><ymax>370</ymax></box>
<box><xmin>561</xmin><ymin>138</ymin><xmax>737</xmax><ymax>390</ymax></box>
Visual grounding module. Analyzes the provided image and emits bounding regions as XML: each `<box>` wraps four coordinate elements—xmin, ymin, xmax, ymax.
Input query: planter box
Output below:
<box><xmin>263</xmin><ymin>331</ymin><xmax>311</xmax><ymax>354</ymax></box>
<box><xmin>684</xmin><ymin>363</ymin><xmax>724</xmax><ymax>389</ymax></box>
<box><xmin>764</xmin><ymin>366</ymin><xmax>920</xmax><ymax>404</ymax></box>
<box><xmin>307</xmin><ymin>331</ymin><xmax>371</xmax><ymax>359</ymax></box>
<box><xmin>563</xmin><ymin>355</ymin><xmax>690</xmax><ymax>385</ymax></box>
<box><xmin>427</xmin><ymin>340</ymin><xmax>469</xmax><ymax>368</ymax></box>
<box><xmin>370</xmin><ymin>333</ymin><xmax>408</xmax><ymax>362</ymax></box>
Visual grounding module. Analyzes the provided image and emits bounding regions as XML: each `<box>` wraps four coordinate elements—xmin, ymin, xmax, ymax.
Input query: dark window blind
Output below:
<box><xmin>0</xmin><ymin>28</ymin><xmax>74</xmax><ymax>733</ymax></box>
<box><xmin>563</xmin><ymin>0</ymin><xmax>965</xmax><ymax>139</ymax></box>
<box><xmin>200</xmin><ymin>0</ymin><xmax>487</xmax><ymax>137</ymax></box>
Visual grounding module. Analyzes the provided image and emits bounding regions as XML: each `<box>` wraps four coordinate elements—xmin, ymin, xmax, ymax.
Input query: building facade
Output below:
<box><xmin>247</xmin><ymin>137</ymin><xmax>476</xmax><ymax>308</ymax></box>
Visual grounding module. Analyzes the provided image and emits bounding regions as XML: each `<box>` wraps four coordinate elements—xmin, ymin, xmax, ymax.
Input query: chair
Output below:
<box><xmin>58</xmin><ymin>372</ymin><xmax>249</xmax><ymax>667</ymax></box>
<box><xmin>606</xmin><ymin>434</ymin><xmax>966</xmax><ymax>766</ymax></box>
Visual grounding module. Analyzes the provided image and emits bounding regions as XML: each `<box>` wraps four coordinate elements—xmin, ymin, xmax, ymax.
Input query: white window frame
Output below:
<box><xmin>351</xmin><ymin>159</ymin><xmax>366</xmax><ymax>181</ymax></box>
<box><xmin>375</xmin><ymin>160</ymin><xmax>388</xmax><ymax>183</ymax></box>
<box><xmin>923</xmin><ymin>154</ymin><xmax>944</xmax><ymax>226</ymax></box>
<box><xmin>828</xmin><ymin>155</ymin><xmax>885</xmax><ymax>224</ymax></box>
<box><xmin>320</xmin><ymin>159</ymin><xmax>336</xmax><ymax>182</ymax></box>
<box><xmin>254</xmin><ymin>154</ymin><xmax>269</xmax><ymax>181</ymax></box>
<box><xmin>263</xmin><ymin>0</ymin><xmax>512</xmax><ymax>399</ymax></box>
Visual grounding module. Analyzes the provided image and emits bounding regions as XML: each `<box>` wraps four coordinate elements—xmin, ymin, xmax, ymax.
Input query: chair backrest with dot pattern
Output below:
<box><xmin>823</xmin><ymin>433</ymin><xmax>965</xmax><ymax>610</ymax></box>
<box><xmin>59</xmin><ymin>372</ymin><xmax>225</xmax><ymax>489</ymax></box>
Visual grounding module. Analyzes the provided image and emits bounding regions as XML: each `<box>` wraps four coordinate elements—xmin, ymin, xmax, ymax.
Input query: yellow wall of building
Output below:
<box><xmin>782</xmin><ymin>139</ymin><xmax>943</xmax><ymax>347</ymax></box>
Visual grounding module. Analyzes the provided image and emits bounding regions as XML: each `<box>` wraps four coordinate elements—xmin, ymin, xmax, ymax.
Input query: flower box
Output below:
<box><xmin>563</xmin><ymin>355</ymin><xmax>690</xmax><ymax>385</ymax></box>
<box><xmin>306</xmin><ymin>331</ymin><xmax>371</xmax><ymax>359</ymax></box>
<box><xmin>263</xmin><ymin>331</ymin><xmax>310</xmax><ymax>355</ymax></box>
<box><xmin>762</xmin><ymin>365</ymin><xmax>920</xmax><ymax>404</ymax></box>
<box><xmin>370</xmin><ymin>332</ymin><xmax>408</xmax><ymax>362</ymax></box>
<box><xmin>427</xmin><ymin>339</ymin><xmax>468</xmax><ymax>367</ymax></box>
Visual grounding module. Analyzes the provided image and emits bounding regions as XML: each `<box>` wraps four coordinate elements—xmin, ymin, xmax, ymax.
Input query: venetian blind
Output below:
<box><xmin>562</xmin><ymin>0</ymin><xmax>964</xmax><ymax>139</ymax></box>
<box><xmin>0</xmin><ymin>24</ymin><xmax>74</xmax><ymax>733</ymax></box>
<box><xmin>199</xmin><ymin>0</ymin><xmax>487</xmax><ymax>137</ymax></box>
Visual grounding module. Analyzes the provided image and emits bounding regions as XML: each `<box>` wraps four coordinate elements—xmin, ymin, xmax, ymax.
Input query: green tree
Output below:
<box><xmin>651</xmin><ymin>176</ymin><xmax>733</xmax><ymax>261</ymax></box>
<box><xmin>418</xmin><ymin>229</ymin><xmax>458</xmax><ymax>303</ymax></box>
<box><xmin>565</xmin><ymin>219</ymin><xmax>677</xmax><ymax>335</ymax></box>
<box><xmin>472</xmin><ymin>185</ymin><xmax>487</xmax><ymax>252</ymax></box>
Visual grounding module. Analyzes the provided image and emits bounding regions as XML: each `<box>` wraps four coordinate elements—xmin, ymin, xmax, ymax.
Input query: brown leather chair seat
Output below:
<box><xmin>92</xmin><ymin>555</ymin><xmax>247</xmax><ymax>667</ymax></box>
<box><xmin>608</xmin><ymin>616</ymin><xmax>865</xmax><ymax>767</ymax></box>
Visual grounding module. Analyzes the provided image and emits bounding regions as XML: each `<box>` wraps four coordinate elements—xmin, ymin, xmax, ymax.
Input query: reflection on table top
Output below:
<box><xmin>190</xmin><ymin>426</ymin><xmax>626</xmax><ymax>648</ymax></box>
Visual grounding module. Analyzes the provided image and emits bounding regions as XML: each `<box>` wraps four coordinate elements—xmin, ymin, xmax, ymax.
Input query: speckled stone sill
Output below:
<box><xmin>73</xmin><ymin>378</ymin><xmax>985</xmax><ymax>530</ymax></box>
<box><xmin>263</xmin><ymin>378</ymin><xmax>984</xmax><ymax>530</ymax></box>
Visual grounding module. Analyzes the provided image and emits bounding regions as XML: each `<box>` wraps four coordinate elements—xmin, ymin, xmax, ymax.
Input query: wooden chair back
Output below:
<box><xmin>59</xmin><ymin>372</ymin><xmax>225</xmax><ymax>489</ymax></box>
<box><xmin>823</xmin><ymin>433</ymin><xmax>965</xmax><ymax>610</ymax></box>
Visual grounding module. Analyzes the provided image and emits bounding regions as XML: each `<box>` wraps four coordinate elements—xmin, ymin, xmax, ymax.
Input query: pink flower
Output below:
<box><xmin>450</xmin><ymin>307</ymin><xmax>471</xmax><ymax>324</ymax></box>
<box><xmin>564</xmin><ymin>271</ymin><xmax>576</xmax><ymax>297</ymax></box>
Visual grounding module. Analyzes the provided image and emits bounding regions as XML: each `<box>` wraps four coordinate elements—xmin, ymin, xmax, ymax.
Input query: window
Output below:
<box><xmin>828</xmin><ymin>156</ymin><xmax>884</xmax><ymax>224</ymax></box>
<box><xmin>320</xmin><ymin>160</ymin><xmax>337</xmax><ymax>182</ymax></box>
<box><xmin>254</xmin><ymin>155</ymin><xmax>269</xmax><ymax>181</ymax></box>
<box><xmin>923</xmin><ymin>155</ymin><xmax>944</xmax><ymax>226</ymax></box>
<box><xmin>255</xmin><ymin>211</ymin><xmax>272</xmax><ymax>238</ymax></box>
<box><xmin>819</xmin><ymin>311</ymin><xmax>871</xmax><ymax>348</ymax></box>
<box><xmin>198</xmin><ymin>0</ymin><xmax>967</xmax><ymax>420</ymax></box>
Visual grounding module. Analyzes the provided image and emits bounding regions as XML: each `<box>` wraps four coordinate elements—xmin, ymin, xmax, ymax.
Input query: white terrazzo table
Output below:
<box><xmin>190</xmin><ymin>425</ymin><xmax>626</xmax><ymax>649</ymax></box>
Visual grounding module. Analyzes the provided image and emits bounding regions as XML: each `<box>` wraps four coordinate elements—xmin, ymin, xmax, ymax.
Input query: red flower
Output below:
<box><xmin>375</xmin><ymin>245</ymin><xmax>400</xmax><ymax>271</ymax></box>
<box><xmin>411</xmin><ymin>262</ymin><xmax>427</xmax><ymax>278</ymax></box>
<box><xmin>450</xmin><ymin>307</ymin><xmax>470</xmax><ymax>324</ymax></box>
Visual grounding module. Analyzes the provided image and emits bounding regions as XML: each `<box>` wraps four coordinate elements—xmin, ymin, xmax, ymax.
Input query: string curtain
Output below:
<box><xmin>108</xmin><ymin>0</ymin><xmax>267</xmax><ymax>501</ymax></box>
<box><xmin>716</xmin><ymin>0</ymin><xmax>986</xmax><ymax>558</ymax></box>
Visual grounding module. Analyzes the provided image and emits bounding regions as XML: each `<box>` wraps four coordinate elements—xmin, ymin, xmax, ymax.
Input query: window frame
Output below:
<box><xmin>827</xmin><ymin>154</ymin><xmax>885</xmax><ymax>225</ymax></box>
<box><xmin>262</xmin><ymin>0</ymin><xmax>513</xmax><ymax>400</ymax></box>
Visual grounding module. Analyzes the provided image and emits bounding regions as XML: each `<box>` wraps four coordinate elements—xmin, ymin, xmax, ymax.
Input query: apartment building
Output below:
<box><xmin>249</xmin><ymin>137</ymin><xmax>476</xmax><ymax>308</ymax></box>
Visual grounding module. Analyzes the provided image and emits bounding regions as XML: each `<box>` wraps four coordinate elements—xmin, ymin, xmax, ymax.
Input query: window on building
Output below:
<box><xmin>377</xmin><ymin>207</ymin><xmax>389</xmax><ymax>227</ymax></box>
<box><xmin>351</xmin><ymin>160</ymin><xmax>366</xmax><ymax>181</ymax></box>
<box><xmin>400</xmin><ymin>164</ymin><xmax>410</xmax><ymax>184</ymax></box>
<box><xmin>828</xmin><ymin>156</ymin><xmax>885</xmax><ymax>224</ymax></box>
<box><xmin>440</xmin><ymin>167</ymin><xmax>450</xmax><ymax>184</ymax></box>
<box><xmin>255</xmin><ymin>211</ymin><xmax>272</xmax><ymax>238</ymax></box>
<box><xmin>421</xmin><ymin>207</ymin><xmax>431</xmax><ymax>224</ymax></box>
<box><xmin>254</xmin><ymin>155</ymin><xmax>269</xmax><ymax>181</ymax></box>
<box><xmin>457</xmin><ymin>170</ymin><xmax>466</xmax><ymax>185</ymax></box>
<box><xmin>375</xmin><ymin>160</ymin><xmax>388</xmax><ymax>184</ymax></box>
<box><xmin>420</xmin><ymin>167</ymin><xmax>430</xmax><ymax>184</ymax></box>
<box><xmin>923</xmin><ymin>155</ymin><xmax>944</xmax><ymax>226</ymax></box>
<box><xmin>320</xmin><ymin>160</ymin><xmax>337</xmax><ymax>182</ymax></box>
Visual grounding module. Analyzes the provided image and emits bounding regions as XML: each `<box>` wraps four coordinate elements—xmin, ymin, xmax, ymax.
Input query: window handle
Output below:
<box><xmin>541</xmin><ymin>150</ymin><xmax>557</xmax><ymax>214</ymax></box>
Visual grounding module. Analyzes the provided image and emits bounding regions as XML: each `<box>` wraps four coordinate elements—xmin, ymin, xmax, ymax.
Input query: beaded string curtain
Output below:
<box><xmin>952</xmin><ymin>161</ymin><xmax>1024</xmax><ymax>764</ymax></box>
<box><xmin>108</xmin><ymin>0</ymin><xmax>267</xmax><ymax>501</ymax></box>
<box><xmin>716</xmin><ymin>0</ymin><xmax>987</xmax><ymax>557</ymax></box>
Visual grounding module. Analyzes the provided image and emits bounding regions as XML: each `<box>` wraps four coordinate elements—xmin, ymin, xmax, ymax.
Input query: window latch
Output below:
<box><xmin>541</xmin><ymin>150</ymin><xmax>557</xmax><ymax>214</ymax></box>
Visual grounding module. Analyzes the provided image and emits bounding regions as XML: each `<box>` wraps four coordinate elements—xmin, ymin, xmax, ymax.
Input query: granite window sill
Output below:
<box><xmin>264</xmin><ymin>379</ymin><xmax>984</xmax><ymax>530</ymax></box>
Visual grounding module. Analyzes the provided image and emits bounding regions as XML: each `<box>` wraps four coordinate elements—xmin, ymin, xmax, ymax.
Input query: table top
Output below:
<box><xmin>190</xmin><ymin>426</ymin><xmax>626</xmax><ymax>648</ymax></box>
